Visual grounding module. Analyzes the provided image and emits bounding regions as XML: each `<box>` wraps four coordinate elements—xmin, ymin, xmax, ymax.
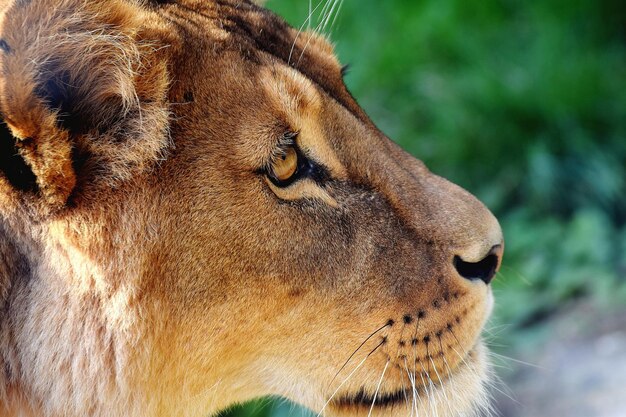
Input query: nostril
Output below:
<box><xmin>453</xmin><ymin>246</ymin><xmax>501</xmax><ymax>284</ymax></box>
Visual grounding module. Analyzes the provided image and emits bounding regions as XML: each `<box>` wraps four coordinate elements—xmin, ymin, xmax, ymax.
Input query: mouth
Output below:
<box><xmin>330</xmin><ymin>346</ymin><xmax>476</xmax><ymax>412</ymax></box>
<box><xmin>332</xmin><ymin>369</ymin><xmax>456</xmax><ymax>411</ymax></box>
<box><xmin>333</xmin><ymin>387</ymin><xmax>410</xmax><ymax>409</ymax></box>
<box><xmin>328</xmin><ymin>343</ymin><xmax>490</xmax><ymax>417</ymax></box>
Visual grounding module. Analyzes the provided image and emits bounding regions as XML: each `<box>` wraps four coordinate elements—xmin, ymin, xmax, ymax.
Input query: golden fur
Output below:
<box><xmin>0</xmin><ymin>1</ymin><xmax>503</xmax><ymax>416</ymax></box>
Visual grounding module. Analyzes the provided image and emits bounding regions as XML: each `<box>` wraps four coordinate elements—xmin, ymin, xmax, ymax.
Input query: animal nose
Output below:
<box><xmin>453</xmin><ymin>244</ymin><xmax>503</xmax><ymax>285</ymax></box>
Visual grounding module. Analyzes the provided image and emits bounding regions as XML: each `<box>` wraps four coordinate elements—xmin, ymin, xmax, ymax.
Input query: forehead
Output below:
<box><xmin>155</xmin><ymin>0</ymin><xmax>370</xmax><ymax>124</ymax></box>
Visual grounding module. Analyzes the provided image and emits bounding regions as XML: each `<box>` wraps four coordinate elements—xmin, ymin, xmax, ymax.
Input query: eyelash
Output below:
<box><xmin>268</xmin><ymin>131</ymin><xmax>298</xmax><ymax>163</ymax></box>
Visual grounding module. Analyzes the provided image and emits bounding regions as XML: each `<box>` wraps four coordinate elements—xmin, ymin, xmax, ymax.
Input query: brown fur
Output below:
<box><xmin>0</xmin><ymin>1</ymin><xmax>503</xmax><ymax>416</ymax></box>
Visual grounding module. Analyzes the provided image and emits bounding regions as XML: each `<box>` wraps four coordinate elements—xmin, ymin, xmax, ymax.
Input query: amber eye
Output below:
<box><xmin>269</xmin><ymin>147</ymin><xmax>299</xmax><ymax>184</ymax></box>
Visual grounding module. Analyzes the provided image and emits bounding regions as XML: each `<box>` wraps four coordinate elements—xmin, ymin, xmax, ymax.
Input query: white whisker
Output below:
<box><xmin>316</xmin><ymin>339</ymin><xmax>383</xmax><ymax>417</ymax></box>
<box><xmin>319</xmin><ymin>0</ymin><xmax>334</xmax><ymax>26</ymax></box>
<box><xmin>488</xmin><ymin>351</ymin><xmax>544</xmax><ymax>369</ymax></box>
<box><xmin>288</xmin><ymin>0</ymin><xmax>326</xmax><ymax>65</ymax></box>
<box><xmin>429</xmin><ymin>358</ymin><xmax>452</xmax><ymax>415</ymax></box>
<box><xmin>328</xmin><ymin>0</ymin><xmax>345</xmax><ymax>33</ymax></box>
<box><xmin>449</xmin><ymin>338</ymin><xmax>518</xmax><ymax>407</ymax></box>
<box><xmin>367</xmin><ymin>360</ymin><xmax>390</xmax><ymax>417</ymax></box>
<box><xmin>418</xmin><ymin>367</ymin><xmax>438</xmax><ymax>417</ymax></box>
<box><xmin>321</xmin><ymin>0</ymin><xmax>340</xmax><ymax>33</ymax></box>
<box><xmin>404</xmin><ymin>357</ymin><xmax>420</xmax><ymax>417</ymax></box>
<box><xmin>296</xmin><ymin>6</ymin><xmax>329</xmax><ymax>67</ymax></box>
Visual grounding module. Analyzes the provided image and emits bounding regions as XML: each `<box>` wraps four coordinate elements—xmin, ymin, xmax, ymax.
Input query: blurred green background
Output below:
<box><xmin>223</xmin><ymin>0</ymin><xmax>626</xmax><ymax>416</ymax></box>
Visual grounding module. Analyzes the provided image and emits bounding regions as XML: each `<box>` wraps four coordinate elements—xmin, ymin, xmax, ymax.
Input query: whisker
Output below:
<box><xmin>447</xmin><ymin>331</ymin><xmax>474</xmax><ymax>369</ymax></box>
<box><xmin>418</xmin><ymin>365</ymin><xmax>438</xmax><ymax>417</ymax></box>
<box><xmin>395</xmin><ymin>358</ymin><xmax>410</xmax><ymax>416</ymax></box>
<box><xmin>448</xmin><ymin>332</ymin><xmax>518</xmax><ymax>406</ymax></box>
<box><xmin>448</xmin><ymin>337</ymin><xmax>480</xmax><ymax>386</ymax></box>
<box><xmin>484</xmin><ymin>365</ymin><xmax>518</xmax><ymax>407</ymax></box>
<box><xmin>425</xmin><ymin>339</ymin><xmax>431</xmax><ymax>374</ymax></box>
<box><xmin>319</xmin><ymin>0</ymin><xmax>334</xmax><ymax>27</ymax></box>
<box><xmin>393</xmin><ymin>321</ymin><xmax>408</xmax><ymax>360</ymax></box>
<box><xmin>404</xmin><ymin>357</ymin><xmax>420</xmax><ymax>417</ymax></box>
<box><xmin>411</xmin><ymin>315</ymin><xmax>421</xmax><ymax>378</ymax></box>
<box><xmin>328</xmin><ymin>0</ymin><xmax>345</xmax><ymax>33</ymax></box>
<box><xmin>321</xmin><ymin>0</ymin><xmax>340</xmax><ymax>33</ymax></box>
<box><xmin>329</xmin><ymin>321</ymin><xmax>393</xmax><ymax>387</ymax></box>
<box><xmin>482</xmin><ymin>322</ymin><xmax>512</xmax><ymax>338</ymax></box>
<box><xmin>429</xmin><ymin>354</ymin><xmax>454</xmax><ymax>417</ymax></box>
<box><xmin>399</xmin><ymin>367</ymin><xmax>411</xmax><ymax>417</ymax></box>
<box><xmin>296</xmin><ymin>19</ymin><xmax>326</xmax><ymax>67</ymax></box>
<box><xmin>447</xmin><ymin>331</ymin><xmax>498</xmax><ymax>416</ymax></box>
<box><xmin>288</xmin><ymin>0</ymin><xmax>326</xmax><ymax>65</ymax></box>
<box><xmin>316</xmin><ymin>338</ymin><xmax>385</xmax><ymax>417</ymax></box>
<box><xmin>439</xmin><ymin>339</ymin><xmax>463</xmax><ymax>415</ymax></box>
<box><xmin>488</xmin><ymin>351</ymin><xmax>544</xmax><ymax>369</ymax></box>
<box><xmin>411</xmin><ymin>314</ymin><xmax>422</xmax><ymax>347</ymax></box>
<box><xmin>426</xmin><ymin>368</ymin><xmax>441</xmax><ymax>417</ymax></box>
<box><xmin>367</xmin><ymin>360</ymin><xmax>390</xmax><ymax>417</ymax></box>
<box><xmin>483</xmin><ymin>357</ymin><xmax>515</xmax><ymax>371</ymax></box>
<box><xmin>482</xmin><ymin>339</ymin><xmax>509</xmax><ymax>349</ymax></box>
<box><xmin>438</xmin><ymin>336</ymin><xmax>459</xmax><ymax>396</ymax></box>
<box><xmin>297</xmin><ymin>0</ymin><xmax>343</xmax><ymax>66</ymax></box>
<box><xmin>484</xmin><ymin>376</ymin><xmax>518</xmax><ymax>404</ymax></box>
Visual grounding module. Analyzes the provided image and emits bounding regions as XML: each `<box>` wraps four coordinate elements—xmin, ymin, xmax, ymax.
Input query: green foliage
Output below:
<box><xmin>218</xmin><ymin>398</ymin><xmax>313</xmax><ymax>417</ymax></box>
<box><xmin>494</xmin><ymin>208</ymin><xmax>626</xmax><ymax>348</ymax></box>
<box><xmin>225</xmin><ymin>0</ymin><xmax>626</xmax><ymax>415</ymax></box>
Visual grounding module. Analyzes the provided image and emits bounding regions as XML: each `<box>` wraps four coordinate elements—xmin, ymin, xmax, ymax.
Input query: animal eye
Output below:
<box><xmin>268</xmin><ymin>146</ymin><xmax>299</xmax><ymax>186</ymax></box>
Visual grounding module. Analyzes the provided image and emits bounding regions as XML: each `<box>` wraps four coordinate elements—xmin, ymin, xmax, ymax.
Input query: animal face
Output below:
<box><xmin>0</xmin><ymin>1</ymin><xmax>503</xmax><ymax>416</ymax></box>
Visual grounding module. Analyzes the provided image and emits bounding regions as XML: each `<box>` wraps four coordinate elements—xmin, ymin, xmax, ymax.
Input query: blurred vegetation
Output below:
<box><xmin>223</xmin><ymin>0</ymin><xmax>626</xmax><ymax>415</ymax></box>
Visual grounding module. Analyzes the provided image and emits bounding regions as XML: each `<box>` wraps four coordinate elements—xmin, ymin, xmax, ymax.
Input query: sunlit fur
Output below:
<box><xmin>0</xmin><ymin>1</ymin><xmax>503</xmax><ymax>416</ymax></box>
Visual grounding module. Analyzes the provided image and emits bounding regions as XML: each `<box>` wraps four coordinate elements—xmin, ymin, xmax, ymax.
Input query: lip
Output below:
<box><xmin>333</xmin><ymin>386</ymin><xmax>410</xmax><ymax>409</ymax></box>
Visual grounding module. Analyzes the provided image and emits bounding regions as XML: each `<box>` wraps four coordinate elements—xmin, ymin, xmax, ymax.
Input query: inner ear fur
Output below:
<box><xmin>0</xmin><ymin>0</ymin><xmax>175</xmax><ymax>210</ymax></box>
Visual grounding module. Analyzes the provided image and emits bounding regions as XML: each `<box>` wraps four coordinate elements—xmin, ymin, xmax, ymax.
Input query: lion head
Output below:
<box><xmin>0</xmin><ymin>1</ymin><xmax>503</xmax><ymax>416</ymax></box>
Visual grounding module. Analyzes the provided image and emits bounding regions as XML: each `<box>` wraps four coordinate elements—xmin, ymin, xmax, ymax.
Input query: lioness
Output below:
<box><xmin>0</xmin><ymin>0</ymin><xmax>504</xmax><ymax>416</ymax></box>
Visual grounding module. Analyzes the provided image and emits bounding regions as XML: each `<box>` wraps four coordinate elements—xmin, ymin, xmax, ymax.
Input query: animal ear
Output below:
<box><xmin>0</xmin><ymin>0</ymin><xmax>174</xmax><ymax>210</ymax></box>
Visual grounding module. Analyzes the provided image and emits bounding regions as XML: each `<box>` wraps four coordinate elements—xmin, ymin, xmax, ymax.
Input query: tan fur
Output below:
<box><xmin>0</xmin><ymin>1</ymin><xmax>503</xmax><ymax>416</ymax></box>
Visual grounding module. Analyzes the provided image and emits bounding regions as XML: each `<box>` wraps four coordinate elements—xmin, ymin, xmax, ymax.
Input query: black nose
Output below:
<box><xmin>453</xmin><ymin>245</ymin><xmax>502</xmax><ymax>285</ymax></box>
